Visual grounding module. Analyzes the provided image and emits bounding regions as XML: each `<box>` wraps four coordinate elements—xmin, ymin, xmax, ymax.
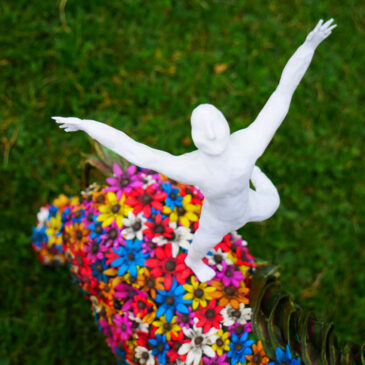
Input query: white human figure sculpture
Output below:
<box><xmin>53</xmin><ymin>19</ymin><xmax>336</xmax><ymax>282</ymax></box>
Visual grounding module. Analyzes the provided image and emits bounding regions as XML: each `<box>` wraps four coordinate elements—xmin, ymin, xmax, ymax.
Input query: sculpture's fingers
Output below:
<box><xmin>327</xmin><ymin>24</ymin><xmax>337</xmax><ymax>32</ymax></box>
<box><xmin>321</xmin><ymin>18</ymin><xmax>334</xmax><ymax>30</ymax></box>
<box><xmin>51</xmin><ymin>116</ymin><xmax>64</xmax><ymax>123</ymax></box>
<box><xmin>313</xmin><ymin>19</ymin><xmax>323</xmax><ymax>32</ymax></box>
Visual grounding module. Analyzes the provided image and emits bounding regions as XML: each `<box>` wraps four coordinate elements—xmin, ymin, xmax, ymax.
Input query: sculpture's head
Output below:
<box><xmin>191</xmin><ymin>104</ymin><xmax>230</xmax><ymax>155</ymax></box>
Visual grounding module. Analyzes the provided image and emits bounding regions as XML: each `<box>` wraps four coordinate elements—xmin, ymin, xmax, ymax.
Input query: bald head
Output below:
<box><xmin>191</xmin><ymin>104</ymin><xmax>230</xmax><ymax>155</ymax></box>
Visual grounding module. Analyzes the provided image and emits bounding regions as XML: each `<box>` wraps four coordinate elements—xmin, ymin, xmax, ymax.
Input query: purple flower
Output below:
<box><xmin>113</xmin><ymin>313</ymin><xmax>133</xmax><ymax>341</ymax></box>
<box><xmin>215</xmin><ymin>261</ymin><xmax>245</xmax><ymax>287</ymax></box>
<box><xmin>105</xmin><ymin>163</ymin><xmax>143</xmax><ymax>200</ymax></box>
<box><xmin>176</xmin><ymin>307</ymin><xmax>195</xmax><ymax>329</ymax></box>
<box><xmin>99</xmin><ymin>221</ymin><xmax>125</xmax><ymax>250</ymax></box>
<box><xmin>203</xmin><ymin>354</ymin><xmax>230</xmax><ymax>365</ymax></box>
<box><xmin>114</xmin><ymin>283</ymin><xmax>146</xmax><ymax>312</ymax></box>
<box><xmin>84</xmin><ymin>240</ymin><xmax>106</xmax><ymax>263</ymax></box>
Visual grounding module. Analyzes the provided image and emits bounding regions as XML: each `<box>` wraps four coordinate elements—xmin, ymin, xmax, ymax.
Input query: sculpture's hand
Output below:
<box><xmin>51</xmin><ymin>116</ymin><xmax>84</xmax><ymax>132</ymax></box>
<box><xmin>305</xmin><ymin>18</ymin><xmax>337</xmax><ymax>49</ymax></box>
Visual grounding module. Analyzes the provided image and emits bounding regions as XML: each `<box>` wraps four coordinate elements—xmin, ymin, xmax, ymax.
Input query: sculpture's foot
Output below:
<box><xmin>185</xmin><ymin>255</ymin><xmax>216</xmax><ymax>282</ymax></box>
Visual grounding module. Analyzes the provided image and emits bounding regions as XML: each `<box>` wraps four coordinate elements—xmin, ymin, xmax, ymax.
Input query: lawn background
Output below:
<box><xmin>0</xmin><ymin>0</ymin><xmax>364</xmax><ymax>364</ymax></box>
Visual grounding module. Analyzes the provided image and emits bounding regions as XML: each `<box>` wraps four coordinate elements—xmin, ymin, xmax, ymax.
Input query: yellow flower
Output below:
<box><xmin>212</xmin><ymin>329</ymin><xmax>230</xmax><ymax>356</ymax></box>
<box><xmin>164</xmin><ymin>194</ymin><xmax>200</xmax><ymax>227</ymax></box>
<box><xmin>46</xmin><ymin>212</ymin><xmax>62</xmax><ymax>246</ymax></box>
<box><xmin>52</xmin><ymin>194</ymin><xmax>69</xmax><ymax>208</ymax></box>
<box><xmin>152</xmin><ymin>315</ymin><xmax>181</xmax><ymax>341</ymax></box>
<box><xmin>96</xmin><ymin>192</ymin><xmax>132</xmax><ymax>227</ymax></box>
<box><xmin>183</xmin><ymin>276</ymin><xmax>216</xmax><ymax>310</ymax></box>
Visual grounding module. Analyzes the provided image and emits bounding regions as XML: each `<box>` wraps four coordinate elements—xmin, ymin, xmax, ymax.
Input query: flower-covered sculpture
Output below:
<box><xmin>52</xmin><ymin>19</ymin><xmax>337</xmax><ymax>282</ymax></box>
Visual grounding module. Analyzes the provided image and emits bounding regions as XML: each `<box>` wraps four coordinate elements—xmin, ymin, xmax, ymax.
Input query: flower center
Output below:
<box><xmin>216</xmin><ymin>338</ymin><xmax>224</xmax><ymax>347</ymax></box>
<box><xmin>112</xmin><ymin>204</ymin><xmax>120</xmax><ymax>213</ymax></box>
<box><xmin>157</xmin><ymin>343</ymin><xmax>165</xmax><ymax>352</ymax></box>
<box><xmin>128</xmin><ymin>253</ymin><xmax>135</xmax><ymax>260</ymax></box>
<box><xmin>253</xmin><ymin>354</ymin><xmax>262</xmax><ymax>364</ymax></box>
<box><xmin>95</xmin><ymin>263</ymin><xmax>103</xmax><ymax>272</ymax></box>
<box><xmin>176</xmin><ymin>206</ymin><xmax>186</xmax><ymax>216</ymax></box>
<box><xmin>205</xmin><ymin>309</ymin><xmax>215</xmax><ymax>318</ymax></box>
<box><xmin>164</xmin><ymin>260</ymin><xmax>176</xmax><ymax>271</ymax></box>
<box><xmin>108</xmin><ymin>228</ymin><xmax>118</xmax><ymax>239</ymax></box>
<box><xmin>224</xmin><ymin>286</ymin><xmax>235</xmax><ymax>296</ymax></box>
<box><xmin>142</xmin><ymin>351</ymin><xmax>150</xmax><ymax>360</ymax></box>
<box><xmin>181</xmin><ymin>314</ymin><xmax>190</xmax><ymax>323</ymax></box>
<box><xmin>95</xmin><ymin>224</ymin><xmax>103</xmax><ymax>234</ymax></box>
<box><xmin>233</xmin><ymin>309</ymin><xmax>241</xmax><ymax>318</ymax></box>
<box><xmin>146</xmin><ymin>278</ymin><xmax>155</xmax><ymax>288</ymax></box>
<box><xmin>120</xmin><ymin>177</ymin><xmax>130</xmax><ymax>187</ymax></box>
<box><xmin>194</xmin><ymin>336</ymin><xmax>203</xmax><ymax>345</ymax></box>
<box><xmin>213</xmin><ymin>254</ymin><xmax>223</xmax><ymax>264</ymax></box>
<box><xmin>170</xmin><ymin>193</ymin><xmax>177</xmax><ymax>200</ymax></box>
<box><xmin>154</xmin><ymin>224</ymin><xmax>165</xmax><ymax>233</ymax></box>
<box><xmin>74</xmin><ymin>210</ymin><xmax>82</xmax><ymax>218</ymax></box>
<box><xmin>234</xmin><ymin>325</ymin><xmax>244</xmax><ymax>335</ymax></box>
<box><xmin>142</xmin><ymin>193</ymin><xmax>153</xmax><ymax>204</ymax></box>
<box><xmin>92</xmin><ymin>243</ymin><xmax>99</xmax><ymax>253</ymax></box>
<box><xmin>194</xmin><ymin>288</ymin><xmax>204</xmax><ymax>298</ymax></box>
<box><xmin>132</xmin><ymin>221</ymin><xmax>142</xmax><ymax>231</ymax></box>
<box><xmin>96</xmin><ymin>195</ymin><xmax>105</xmax><ymax>204</ymax></box>
<box><xmin>163</xmin><ymin>323</ymin><xmax>172</xmax><ymax>331</ymax></box>
<box><xmin>166</xmin><ymin>296</ymin><xmax>175</xmax><ymax>305</ymax></box>
<box><xmin>87</xmin><ymin>213</ymin><xmax>94</xmax><ymax>221</ymax></box>
<box><xmin>138</xmin><ymin>300</ymin><xmax>146</xmax><ymax>309</ymax></box>
<box><xmin>121</xmin><ymin>324</ymin><xmax>127</xmax><ymax>331</ymax></box>
<box><xmin>225</xmin><ymin>269</ymin><xmax>233</xmax><ymax>277</ymax></box>
<box><xmin>75</xmin><ymin>230</ymin><xmax>83</xmax><ymax>240</ymax></box>
<box><xmin>234</xmin><ymin>342</ymin><xmax>243</xmax><ymax>351</ymax></box>
<box><xmin>148</xmin><ymin>242</ymin><xmax>156</xmax><ymax>249</ymax></box>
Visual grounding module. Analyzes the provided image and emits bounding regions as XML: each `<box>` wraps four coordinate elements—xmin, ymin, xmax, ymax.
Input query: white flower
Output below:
<box><xmin>135</xmin><ymin>346</ymin><xmax>155</xmax><ymax>365</ymax></box>
<box><xmin>122</xmin><ymin>211</ymin><xmax>146</xmax><ymax>240</ymax></box>
<box><xmin>36</xmin><ymin>207</ymin><xmax>49</xmax><ymax>228</ymax></box>
<box><xmin>179</xmin><ymin>326</ymin><xmax>218</xmax><ymax>365</ymax></box>
<box><xmin>128</xmin><ymin>313</ymin><xmax>149</xmax><ymax>333</ymax></box>
<box><xmin>153</xmin><ymin>225</ymin><xmax>193</xmax><ymax>257</ymax></box>
<box><xmin>221</xmin><ymin>303</ymin><xmax>252</xmax><ymax>327</ymax></box>
<box><xmin>140</xmin><ymin>173</ymin><xmax>159</xmax><ymax>188</ymax></box>
<box><xmin>232</xmin><ymin>231</ymin><xmax>248</xmax><ymax>246</ymax></box>
<box><xmin>207</xmin><ymin>248</ymin><xmax>233</xmax><ymax>271</ymax></box>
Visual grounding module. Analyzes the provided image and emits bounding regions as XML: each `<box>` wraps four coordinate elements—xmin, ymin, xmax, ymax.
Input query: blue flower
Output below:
<box><xmin>148</xmin><ymin>334</ymin><xmax>170</xmax><ymax>364</ymax></box>
<box><xmin>161</xmin><ymin>182</ymin><xmax>183</xmax><ymax>210</ymax></box>
<box><xmin>87</xmin><ymin>218</ymin><xmax>105</xmax><ymax>242</ymax></box>
<box><xmin>48</xmin><ymin>205</ymin><xmax>58</xmax><ymax>217</ymax></box>
<box><xmin>268</xmin><ymin>345</ymin><xmax>301</xmax><ymax>365</ymax></box>
<box><xmin>155</xmin><ymin>279</ymin><xmax>191</xmax><ymax>322</ymax></box>
<box><xmin>90</xmin><ymin>258</ymin><xmax>109</xmax><ymax>282</ymax></box>
<box><xmin>227</xmin><ymin>332</ymin><xmax>254</xmax><ymax>365</ymax></box>
<box><xmin>31</xmin><ymin>226</ymin><xmax>48</xmax><ymax>248</ymax></box>
<box><xmin>111</xmin><ymin>239</ymin><xmax>147</xmax><ymax>277</ymax></box>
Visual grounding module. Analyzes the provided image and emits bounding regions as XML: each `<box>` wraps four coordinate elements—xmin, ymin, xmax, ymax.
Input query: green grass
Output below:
<box><xmin>1</xmin><ymin>0</ymin><xmax>364</xmax><ymax>363</ymax></box>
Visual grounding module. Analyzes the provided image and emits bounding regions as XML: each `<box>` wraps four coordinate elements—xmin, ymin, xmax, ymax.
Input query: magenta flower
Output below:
<box><xmin>84</xmin><ymin>240</ymin><xmax>106</xmax><ymax>263</ymax></box>
<box><xmin>113</xmin><ymin>313</ymin><xmax>133</xmax><ymax>341</ymax></box>
<box><xmin>215</xmin><ymin>261</ymin><xmax>245</xmax><ymax>287</ymax></box>
<box><xmin>176</xmin><ymin>307</ymin><xmax>195</xmax><ymax>329</ymax></box>
<box><xmin>99</xmin><ymin>221</ymin><xmax>125</xmax><ymax>250</ymax></box>
<box><xmin>105</xmin><ymin>164</ymin><xmax>143</xmax><ymax>200</ymax></box>
<box><xmin>203</xmin><ymin>354</ymin><xmax>230</xmax><ymax>365</ymax></box>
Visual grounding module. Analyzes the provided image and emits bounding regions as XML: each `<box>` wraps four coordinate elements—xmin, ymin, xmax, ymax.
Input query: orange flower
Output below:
<box><xmin>246</xmin><ymin>341</ymin><xmax>270</xmax><ymax>365</ymax></box>
<box><xmin>63</xmin><ymin>222</ymin><xmax>89</xmax><ymax>250</ymax></box>
<box><xmin>209</xmin><ymin>280</ymin><xmax>249</xmax><ymax>309</ymax></box>
<box><xmin>136</xmin><ymin>268</ymin><xmax>164</xmax><ymax>298</ymax></box>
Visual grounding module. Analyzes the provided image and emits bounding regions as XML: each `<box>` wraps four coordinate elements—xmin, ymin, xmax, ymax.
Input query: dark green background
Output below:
<box><xmin>0</xmin><ymin>1</ymin><xmax>364</xmax><ymax>364</ymax></box>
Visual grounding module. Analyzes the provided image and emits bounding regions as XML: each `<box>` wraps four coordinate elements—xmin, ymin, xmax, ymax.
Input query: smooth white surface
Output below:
<box><xmin>53</xmin><ymin>19</ymin><xmax>336</xmax><ymax>281</ymax></box>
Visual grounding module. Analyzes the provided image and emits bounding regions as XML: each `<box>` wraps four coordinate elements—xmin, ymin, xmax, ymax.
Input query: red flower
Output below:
<box><xmin>143</xmin><ymin>213</ymin><xmax>174</xmax><ymax>239</ymax></box>
<box><xmin>167</xmin><ymin>331</ymin><xmax>187</xmax><ymax>362</ymax></box>
<box><xmin>214</xmin><ymin>234</ymin><xmax>232</xmax><ymax>252</ymax></box>
<box><xmin>131</xmin><ymin>294</ymin><xmax>154</xmax><ymax>318</ymax></box>
<box><xmin>195</xmin><ymin>299</ymin><xmax>224</xmax><ymax>333</ymax></box>
<box><xmin>124</xmin><ymin>185</ymin><xmax>167</xmax><ymax>218</ymax></box>
<box><xmin>145</xmin><ymin>244</ymin><xmax>192</xmax><ymax>290</ymax></box>
<box><xmin>236</xmin><ymin>246</ymin><xmax>257</xmax><ymax>268</ymax></box>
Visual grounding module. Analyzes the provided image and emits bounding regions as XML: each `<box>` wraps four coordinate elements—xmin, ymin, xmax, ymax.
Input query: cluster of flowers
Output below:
<box><xmin>32</xmin><ymin>163</ymin><xmax>300</xmax><ymax>365</ymax></box>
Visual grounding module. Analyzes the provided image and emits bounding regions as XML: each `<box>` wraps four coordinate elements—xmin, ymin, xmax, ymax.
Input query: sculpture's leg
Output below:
<box><xmin>247</xmin><ymin>166</ymin><xmax>280</xmax><ymax>222</ymax></box>
<box><xmin>185</xmin><ymin>226</ymin><xmax>223</xmax><ymax>282</ymax></box>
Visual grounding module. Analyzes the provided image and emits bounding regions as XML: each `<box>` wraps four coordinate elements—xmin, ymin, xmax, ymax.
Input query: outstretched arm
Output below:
<box><xmin>52</xmin><ymin>117</ymin><xmax>200</xmax><ymax>185</ymax></box>
<box><xmin>237</xmin><ymin>19</ymin><xmax>336</xmax><ymax>160</ymax></box>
